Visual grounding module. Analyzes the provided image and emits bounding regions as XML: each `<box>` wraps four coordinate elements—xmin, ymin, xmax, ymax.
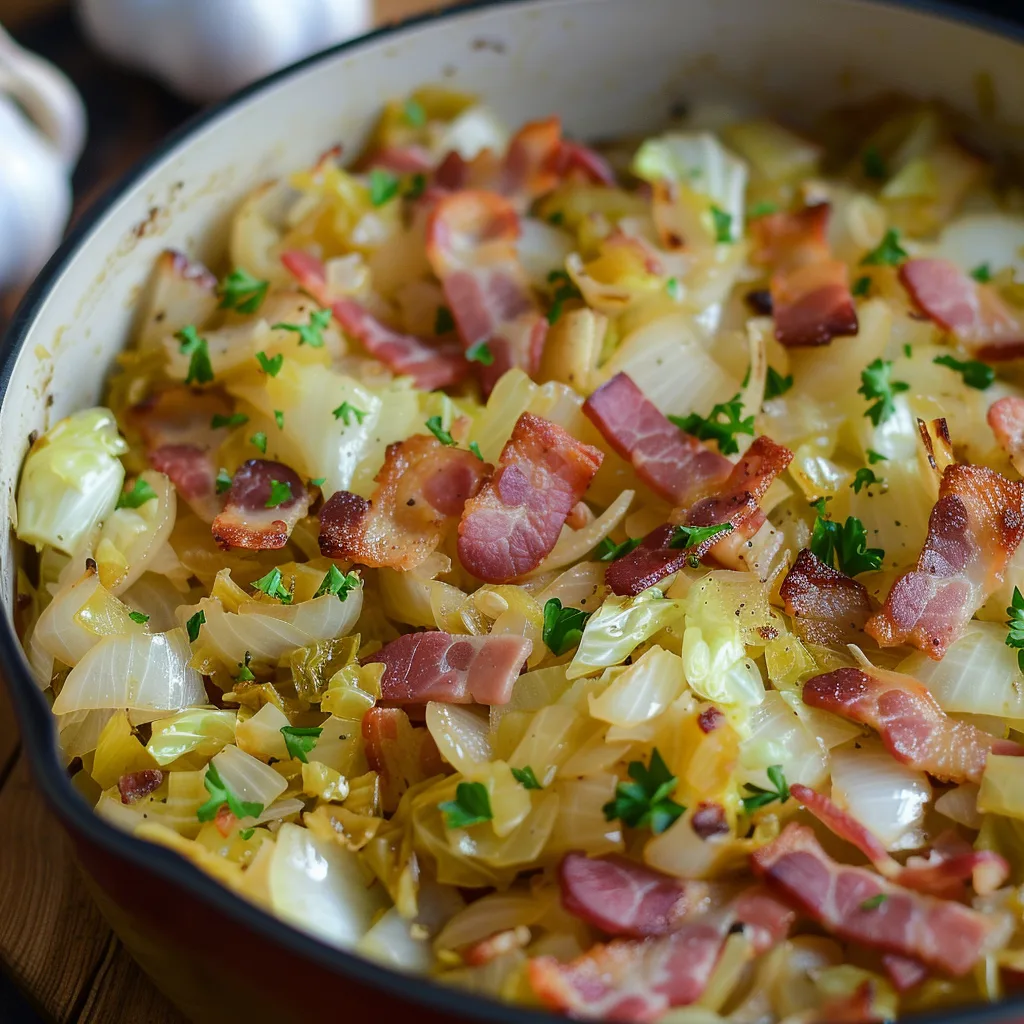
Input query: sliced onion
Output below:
<box><xmin>122</xmin><ymin>573</ymin><xmax>193</xmax><ymax>633</ymax></box>
<box><xmin>58</xmin><ymin>708</ymin><xmax>115</xmax><ymax>760</ymax></box>
<box><xmin>426</xmin><ymin>703</ymin><xmax>492</xmax><ymax>776</ymax></box>
<box><xmin>235</xmin><ymin>703</ymin><xmax>291</xmax><ymax>762</ymax></box>
<box><xmin>588</xmin><ymin>648</ymin><xmax>685</xmax><ymax>727</ymax></box>
<box><xmin>434</xmin><ymin>890</ymin><xmax>544</xmax><ymax>952</ymax></box>
<box><xmin>547</xmin><ymin>775</ymin><xmax>622</xmax><ymax>857</ymax></box>
<box><xmin>212</xmin><ymin>743</ymin><xmax>288</xmax><ymax>812</ymax></box>
<box><xmin>52</xmin><ymin>627</ymin><xmax>204</xmax><ymax>715</ymax></box>
<box><xmin>935</xmin><ymin>783</ymin><xmax>983</xmax><ymax>830</ymax></box>
<box><xmin>536</xmin><ymin>561</ymin><xmax>606</xmax><ymax>612</ymax></box>
<box><xmin>738</xmin><ymin>691</ymin><xmax>827</xmax><ymax>790</ymax></box>
<box><xmin>533</xmin><ymin>490</ymin><xmax>634</xmax><ymax>575</ymax></box>
<box><xmin>830</xmin><ymin>740</ymin><xmax>931</xmax><ymax>851</ymax></box>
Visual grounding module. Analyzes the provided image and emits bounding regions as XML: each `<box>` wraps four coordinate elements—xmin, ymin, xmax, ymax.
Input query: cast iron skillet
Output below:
<box><xmin>3</xmin><ymin>1</ymin><xmax>1024</xmax><ymax>1021</ymax></box>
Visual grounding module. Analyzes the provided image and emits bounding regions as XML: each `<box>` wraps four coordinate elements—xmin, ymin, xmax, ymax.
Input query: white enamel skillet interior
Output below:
<box><xmin>3</xmin><ymin>1</ymin><xmax>1024</xmax><ymax>1022</ymax></box>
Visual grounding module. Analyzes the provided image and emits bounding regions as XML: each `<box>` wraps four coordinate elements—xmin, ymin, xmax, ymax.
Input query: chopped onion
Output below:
<box><xmin>508</xmin><ymin>705</ymin><xmax>582</xmax><ymax>786</ymax></box>
<box><xmin>52</xmin><ymin>627</ymin><xmax>205</xmax><ymax>715</ymax></box>
<box><xmin>434</xmin><ymin>890</ymin><xmax>544</xmax><ymax>952</ymax></box>
<box><xmin>547</xmin><ymin>775</ymin><xmax>623</xmax><ymax>857</ymax></box>
<box><xmin>212</xmin><ymin>744</ymin><xmax>288</xmax><ymax>813</ymax></box>
<box><xmin>738</xmin><ymin>692</ymin><xmax>826</xmax><ymax>790</ymax></box>
<box><xmin>588</xmin><ymin>648</ymin><xmax>686</xmax><ymax>727</ymax></box>
<box><xmin>518</xmin><ymin>217</ymin><xmax>574</xmax><ymax>288</ymax></box>
<box><xmin>235</xmin><ymin>703</ymin><xmax>291</xmax><ymax>762</ymax></box>
<box><xmin>644</xmin><ymin>805</ymin><xmax>736</xmax><ymax>880</ymax></box>
<box><xmin>533</xmin><ymin>490</ymin><xmax>634</xmax><ymax>575</ymax></box>
<box><xmin>122</xmin><ymin>573</ymin><xmax>193</xmax><ymax>633</ymax></box>
<box><xmin>935</xmin><ymin>783</ymin><xmax>983</xmax><ymax>830</ymax></box>
<box><xmin>935</xmin><ymin>212</ymin><xmax>1024</xmax><ymax>279</ymax></box>
<box><xmin>427</xmin><ymin>703</ymin><xmax>493</xmax><ymax>776</ymax></box>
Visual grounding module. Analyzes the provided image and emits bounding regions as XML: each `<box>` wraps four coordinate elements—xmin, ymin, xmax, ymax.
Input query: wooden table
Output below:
<box><xmin>0</xmin><ymin>2</ymin><xmax>444</xmax><ymax>1021</ymax></box>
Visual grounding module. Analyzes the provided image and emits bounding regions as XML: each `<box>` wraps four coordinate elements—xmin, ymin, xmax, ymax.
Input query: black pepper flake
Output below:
<box><xmin>745</xmin><ymin>289</ymin><xmax>773</xmax><ymax>315</ymax></box>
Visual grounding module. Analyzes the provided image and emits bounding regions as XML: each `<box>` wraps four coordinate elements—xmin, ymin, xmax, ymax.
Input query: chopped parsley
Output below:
<box><xmin>186</xmin><ymin>610</ymin><xmax>205</xmax><ymax>643</ymax></box>
<box><xmin>403</xmin><ymin>97</ymin><xmax>427</xmax><ymax>127</ymax></box>
<box><xmin>858</xmin><ymin>358</ymin><xmax>909</xmax><ymax>426</ymax></box>
<box><xmin>764</xmin><ymin>366</ymin><xmax>794</xmax><ymax>400</ymax></box>
<box><xmin>272</xmin><ymin>307</ymin><xmax>331</xmax><ymax>348</ymax></box>
<box><xmin>851</xmin><ymin>467</ymin><xmax>883</xmax><ymax>493</ymax></box>
<box><xmin>215</xmin><ymin>468</ymin><xmax>232</xmax><ymax>494</ymax></box>
<box><xmin>810</xmin><ymin>499</ymin><xmax>885</xmax><ymax>577</ymax></box>
<box><xmin>252</xmin><ymin>567</ymin><xmax>293</xmax><ymax>604</ymax></box>
<box><xmin>274</xmin><ymin>410</ymin><xmax>284</xmax><ymax>430</ymax></box>
<box><xmin>309</xmin><ymin>477</ymin><xmax>326</xmax><ymax>488</ymax></box>
<box><xmin>709</xmin><ymin>204</ymin><xmax>733</xmax><ymax>243</ymax></box>
<box><xmin>439</xmin><ymin>781</ymin><xmax>493</xmax><ymax>829</ymax></box>
<box><xmin>933</xmin><ymin>353</ymin><xmax>995</xmax><ymax>390</ymax></box>
<box><xmin>666</xmin><ymin>277</ymin><xmax>682</xmax><ymax>300</ymax></box>
<box><xmin>548</xmin><ymin>211</ymin><xmax>565</xmax><ymax>225</ymax></box>
<box><xmin>426</xmin><ymin>415</ymin><xmax>456</xmax><ymax>446</ymax></box>
<box><xmin>748</xmin><ymin>200</ymin><xmax>779</xmax><ymax>218</ymax></box>
<box><xmin>314</xmin><ymin>564</ymin><xmax>361</xmax><ymax>601</ymax></box>
<box><xmin>176</xmin><ymin>325</ymin><xmax>214</xmax><ymax>386</ymax></box>
<box><xmin>852</xmin><ymin>275</ymin><xmax>871</xmax><ymax>298</ymax></box>
<box><xmin>265</xmin><ymin>479</ymin><xmax>292</xmax><ymax>508</ymax></box>
<box><xmin>741</xmin><ymin>764</ymin><xmax>790</xmax><ymax>813</ymax></box>
<box><xmin>128</xmin><ymin>610</ymin><xmax>149</xmax><ymax>625</ymax></box>
<box><xmin>596</xmin><ymin>536</ymin><xmax>643</xmax><ymax>561</ymax></box>
<box><xmin>860</xmin><ymin>894</ymin><xmax>888</xmax><ymax>911</ymax></box>
<box><xmin>238</xmin><ymin>828</ymin><xmax>255</xmax><ymax>841</ymax></box>
<box><xmin>333</xmin><ymin>401</ymin><xmax>367</xmax><ymax>426</ymax></box>
<box><xmin>434</xmin><ymin>305</ymin><xmax>456</xmax><ymax>334</ymax></box>
<box><xmin>116</xmin><ymin>478</ymin><xmax>157</xmax><ymax>509</ymax></box>
<box><xmin>469</xmin><ymin>441</ymin><xmax>484</xmax><ymax>461</ymax></box>
<box><xmin>256</xmin><ymin>350</ymin><xmax>283</xmax><ymax>376</ymax></box>
<box><xmin>217</xmin><ymin>268</ymin><xmax>269</xmax><ymax>314</ymax></box>
<box><xmin>669</xmin><ymin>395</ymin><xmax>755</xmax><ymax>456</ymax></box>
<box><xmin>866</xmin><ymin>449</ymin><xmax>889</xmax><ymax>465</ymax></box>
<box><xmin>547</xmin><ymin>269</ymin><xmax>582</xmax><ymax>325</ymax></box>
<box><xmin>511</xmin><ymin>766</ymin><xmax>542</xmax><ymax>790</ymax></box>
<box><xmin>667</xmin><ymin>523</ymin><xmax>734</xmax><ymax>567</ymax></box>
<box><xmin>542</xmin><ymin>598</ymin><xmax>592</xmax><ymax>656</ymax></box>
<box><xmin>235</xmin><ymin>652</ymin><xmax>255</xmax><ymax>683</ymax></box>
<box><xmin>602</xmin><ymin>748</ymin><xmax>685</xmax><ymax>835</ymax></box>
<box><xmin>281</xmin><ymin>725</ymin><xmax>322</xmax><ymax>764</ymax></box>
<box><xmin>466</xmin><ymin>340</ymin><xmax>494</xmax><ymax>365</ymax></box>
<box><xmin>250</xmin><ymin>431</ymin><xmax>268</xmax><ymax>454</ymax></box>
<box><xmin>862</xmin><ymin>145</ymin><xmax>888</xmax><ymax>180</ymax></box>
<box><xmin>860</xmin><ymin>229</ymin><xmax>908</xmax><ymax>267</ymax></box>
<box><xmin>970</xmin><ymin>262</ymin><xmax>993</xmax><ymax>283</ymax></box>
<box><xmin>1004</xmin><ymin>586</ymin><xmax>1024</xmax><ymax>674</ymax></box>
<box><xmin>405</xmin><ymin>173</ymin><xmax>427</xmax><ymax>200</ymax></box>
<box><xmin>211</xmin><ymin>412</ymin><xmax>248</xmax><ymax>429</ymax></box>
<box><xmin>369</xmin><ymin>167</ymin><xmax>400</xmax><ymax>206</ymax></box>
<box><xmin>197</xmin><ymin>762</ymin><xmax>263</xmax><ymax>823</ymax></box>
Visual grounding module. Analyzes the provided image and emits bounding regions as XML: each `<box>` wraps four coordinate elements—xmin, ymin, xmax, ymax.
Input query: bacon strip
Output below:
<box><xmin>988</xmin><ymin>396</ymin><xmax>1024</xmax><ymax>476</ymax></box>
<box><xmin>780</xmin><ymin>549</ymin><xmax>873</xmax><ymax>644</ymax></box>
<box><xmin>458</xmin><ymin>412</ymin><xmax>602</xmax><ymax>582</ymax></box>
<box><xmin>362</xmin><ymin>707</ymin><xmax>446</xmax><ymax>812</ymax></box>
<box><xmin>319</xmin><ymin>435</ymin><xmax>490</xmax><ymax>570</ymax></box>
<box><xmin>425</xmin><ymin>190</ymin><xmax>548</xmax><ymax>395</ymax></box>
<box><xmin>606</xmin><ymin>436</ymin><xmax>792</xmax><ymax>596</ymax></box>
<box><xmin>750</xmin><ymin>204</ymin><xmax>858</xmax><ymax>347</ymax></box>
<box><xmin>802</xmin><ymin>666</ymin><xmax>1024</xmax><ymax>783</ymax></box>
<box><xmin>583</xmin><ymin>373</ymin><xmax>732</xmax><ymax>505</ymax></box>
<box><xmin>900</xmin><ymin>258</ymin><xmax>1024</xmax><ymax>360</ymax></box>
<box><xmin>752</xmin><ymin>823</ymin><xmax>1003</xmax><ymax>976</ymax></box>
<box><xmin>117</xmin><ymin>769</ymin><xmax>164</xmax><ymax>804</ymax></box>
<box><xmin>280</xmin><ymin>250</ymin><xmax>467</xmax><ymax>390</ymax></box>
<box><xmin>211</xmin><ymin>460</ymin><xmax>310</xmax><ymax>550</ymax></box>
<box><xmin>365</xmin><ymin>630</ymin><xmax>532</xmax><ymax>705</ymax></box>
<box><xmin>865</xmin><ymin>463</ymin><xmax>1024</xmax><ymax>657</ymax></box>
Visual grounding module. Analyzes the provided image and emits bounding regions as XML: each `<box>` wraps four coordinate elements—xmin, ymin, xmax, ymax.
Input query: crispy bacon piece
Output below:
<box><xmin>365</xmin><ymin>630</ymin><xmax>532</xmax><ymax>705</ymax></box>
<box><xmin>362</xmin><ymin>707</ymin><xmax>446</xmax><ymax>812</ymax></box>
<box><xmin>605</xmin><ymin>436</ymin><xmax>792</xmax><ymax>596</ymax></box>
<box><xmin>811</xmin><ymin>981</ymin><xmax>885</xmax><ymax>1023</ymax></box>
<box><xmin>780</xmin><ymin>549</ymin><xmax>873</xmax><ymax>644</ymax></box>
<box><xmin>802</xmin><ymin>666</ymin><xmax>1024</xmax><ymax>783</ymax></box>
<box><xmin>138</xmin><ymin>249</ymin><xmax>218</xmax><ymax>349</ymax></box>
<box><xmin>690</xmin><ymin>802</ymin><xmax>730</xmax><ymax>839</ymax></box>
<box><xmin>365</xmin><ymin>144</ymin><xmax>434</xmax><ymax>175</ymax></box>
<box><xmin>752</xmin><ymin>823</ymin><xmax>1003</xmax><ymax>976</ymax></box>
<box><xmin>865</xmin><ymin>463</ymin><xmax>1024</xmax><ymax>657</ymax></box>
<box><xmin>458</xmin><ymin>412</ymin><xmax>602</xmax><ymax>582</ymax></box>
<box><xmin>425</xmin><ymin>190</ymin><xmax>548</xmax><ymax>395</ymax></box>
<box><xmin>900</xmin><ymin>258</ymin><xmax>1024</xmax><ymax>360</ymax></box>
<box><xmin>280</xmin><ymin>250</ymin><xmax>467</xmax><ymax>390</ymax></box>
<box><xmin>319</xmin><ymin>435</ymin><xmax>490</xmax><ymax>570</ymax></box>
<box><xmin>988</xmin><ymin>396</ymin><xmax>1024</xmax><ymax>476</ymax></box>
<box><xmin>751</xmin><ymin>204</ymin><xmax>858</xmax><ymax>347</ymax></box>
<box><xmin>697</xmin><ymin>706</ymin><xmax>724</xmax><ymax>733</ymax></box>
<box><xmin>117</xmin><ymin>769</ymin><xmax>164</xmax><ymax>804</ymax></box>
<box><xmin>211</xmin><ymin>460</ymin><xmax>310</xmax><ymax>550</ymax></box>
<box><xmin>555</xmin><ymin>141</ymin><xmax>617</xmax><ymax>186</ymax></box>
<box><xmin>558</xmin><ymin>853</ymin><xmax>705</xmax><ymax>938</ymax></box>
<box><xmin>582</xmin><ymin>373</ymin><xmax>732</xmax><ymax>505</ymax></box>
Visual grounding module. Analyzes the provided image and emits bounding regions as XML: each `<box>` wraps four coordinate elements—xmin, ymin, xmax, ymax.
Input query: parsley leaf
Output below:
<box><xmin>128</xmin><ymin>610</ymin><xmax>149</xmax><ymax>624</ymax></box>
<box><xmin>852</xmin><ymin>275</ymin><xmax>871</xmax><ymax>298</ymax></box>
<box><xmin>369</xmin><ymin>168</ymin><xmax>400</xmax><ymax>206</ymax></box>
<box><xmin>862</xmin><ymin>145</ymin><xmax>887</xmax><ymax>180</ymax></box>
<box><xmin>596</xmin><ymin>536</ymin><xmax>643</xmax><ymax>561</ymax></box>
<box><xmin>273</xmin><ymin>308</ymin><xmax>331</xmax><ymax>348</ymax></box>
<box><xmin>511</xmin><ymin>766</ymin><xmax>542</xmax><ymax>790</ymax></box>
<box><xmin>669</xmin><ymin>395</ymin><xmax>755</xmax><ymax>456</ymax></box>
<box><xmin>469</xmin><ymin>441</ymin><xmax>484</xmax><ymax>461</ymax></box>
<box><xmin>197</xmin><ymin>762</ymin><xmax>263</xmax><ymax>823</ymax></box>
<box><xmin>810</xmin><ymin>502</ymin><xmax>885</xmax><ymax>577</ymax></box>
<box><xmin>666</xmin><ymin>277</ymin><xmax>682</xmax><ymax>300</ymax></box>
<box><xmin>256</xmin><ymin>351</ymin><xmax>283</xmax><ymax>376</ymax></box>
<box><xmin>281</xmin><ymin>725</ymin><xmax>322</xmax><ymax>764</ymax></box>
<box><xmin>542</xmin><ymin>598</ymin><xmax>592</xmax><ymax>656</ymax></box>
<box><xmin>709</xmin><ymin>204</ymin><xmax>733</xmax><ymax>243</ymax></box>
<box><xmin>235</xmin><ymin>652</ymin><xmax>255</xmax><ymax>683</ymax></box>
<box><xmin>239</xmin><ymin>828</ymin><xmax>255</xmax><ymax>841</ymax></box>
<box><xmin>860</xmin><ymin>229</ymin><xmax>908</xmax><ymax>267</ymax></box>
<box><xmin>434</xmin><ymin>305</ymin><xmax>455</xmax><ymax>334</ymax></box>
<box><xmin>333</xmin><ymin>401</ymin><xmax>367</xmax><ymax>426</ymax></box>
<box><xmin>116</xmin><ymin>478</ymin><xmax>157</xmax><ymax>509</ymax></box>
<box><xmin>602</xmin><ymin>748</ymin><xmax>685</xmax><ymax>835</ymax></box>
<box><xmin>211</xmin><ymin>412</ymin><xmax>248</xmax><ymax>429</ymax></box>
<box><xmin>860</xmin><ymin>893</ymin><xmax>887</xmax><ymax>911</ymax></box>
<box><xmin>466</xmin><ymin>340</ymin><xmax>494</xmax><ymax>365</ymax></box>
<box><xmin>314</xmin><ymin>564</ymin><xmax>361</xmax><ymax>601</ymax></box>
<box><xmin>309</xmin><ymin>477</ymin><xmax>326</xmax><ymax>488</ymax></box>
<box><xmin>176</xmin><ymin>325</ymin><xmax>214</xmax><ymax>385</ymax></box>
<box><xmin>668</xmin><ymin>522</ymin><xmax>733</xmax><ymax>560</ymax></box>
<box><xmin>403</xmin><ymin>97</ymin><xmax>427</xmax><ymax>127</ymax></box>
<box><xmin>547</xmin><ymin>269</ymin><xmax>582</xmax><ymax>325</ymax></box>
<box><xmin>858</xmin><ymin>358</ymin><xmax>909</xmax><ymax>425</ymax></box>
<box><xmin>748</xmin><ymin>200</ymin><xmax>779</xmax><ymax>218</ymax></box>
<box><xmin>933</xmin><ymin>353</ymin><xmax>995</xmax><ymax>390</ymax></box>
<box><xmin>426</xmin><ymin>416</ymin><xmax>456</xmax><ymax>446</ymax></box>
<box><xmin>265</xmin><ymin>479</ymin><xmax>292</xmax><ymax>508</ymax></box>
<box><xmin>186</xmin><ymin>610</ymin><xmax>205</xmax><ymax>643</ymax></box>
<box><xmin>971</xmin><ymin>262</ymin><xmax>993</xmax><ymax>283</ymax></box>
<box><xmin>250</xmin><ymin>431</ymin><xmax>268</xmax><ymax>454</ymax></box>
<box><xmin>218</xmin><ymin>268</ymin><xmax>269</xmax><ymax>314</ymax></box>
<box><xmin>252</xmin><ymin>567</ymin><xmax>292</xmax><ymax>604</ymax></box>
<box><xmin>215</xmin><ymin>468</ymin><xmax>232</xmax><ymax>494</ymax></box>
<box><xmin>741</xmin><ymin>764</ymin><xmax>791</xmax><ymax>813</ymax></box>
<box><xmin>439</xmin><ymin>781</ymin><xmax>493</xmax><ymax>829</ymax></box>
<box><xmin>866</xmin><ymin>449</ymin><xmax>888</xmax><ymax>464</ymax></box>
<box><xmin>1004</xmin><ymin>586</ymin><xmax>1024</xmax><ymax>674</ymax></box>
<box><xmin>764</xmin><ymin>366</ymin><xmax>794</xmax><ymax>400</ymax></box>
<box><xmin>547</xmin><ymin>211</ymin><xmax>565</xmax><ymax>225</ymax></box>
<box><xmin>851</xmin><ymin>467</ymin><xmax>883</xmax><ymax>493</ymax></box>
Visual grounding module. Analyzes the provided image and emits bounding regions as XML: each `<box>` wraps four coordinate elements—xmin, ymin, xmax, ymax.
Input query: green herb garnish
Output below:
<box><xmin>862</xmin><ymin>145</ymin><xmax>887</xmax><ymax>180</ymax></box>
<box><xmin>314</xmin><ymin>564</ymin><xmax>361</xmax><ymax>601</ymax></box>
<box><xmin>860</xmin><ymin>894</ymin><xmax>888</xmax><ymax>911</ymax></box>
<box><xmin>265</xmin><ymin>479</ymin><xmax>292</xmax><ymax>508</ymax></box>
<box><xmin>748</xmin><ymin>201</ymin><xmax>779</xmax><ymax>218</ymax></box>
<box><xmin>369</xmin><ymin>168</ymin><xmax>400</xmax><ymax>207</ymax></box>
<box><xmin>211</xmin><ymin>412</ymin><xmax>249</xmax><ymax>429</ymax></box>
<box><xmin>333</xmin><ymin>401</ymin><xmax>367</xmax><ymax>426</ymax></box>
<box><xmin>466</xmin><ymin>340</ymin><xmax>494</xmax><ymax>365</ymax></box>
<box><xmin>1004</xmin><ymin>586</ymin><xmax>1024</xmax><ymax>674</ymax></box>
<box><xmin>250</xmin><ymin>431</ymin><xmax>268</xmax><ymax>454</ymax></box>
<box><xmin>426</xmin><ymin>415</ymin><xmax>456</xmax><ymax>446</ymax></box>
<box><xmin>596</xmin><ymin>536</ymin><xmax>643</xmax><ymax>562</ymax></box>
<box><xmin>434</xmin><ymin>305</ymin><xmax>456</xmax><ymax>334</ymax></box>
<box><xmin>602</xmin><ymin>748</ymin><xmax>685</xmax><ymax>835</ymax></box>
<box><xmin>547</xmin><ymin>269</ymin><xmax>582</xmax><ymax>325</ymax></box>
<box><xmin>281</xmin><ymin>725</ymin><xmax>323</xmax><ymax>764</ymax></box>
<box><xmin>669</xmin><ymin>395</ymin><xmax>755</xmax><ymax>456</ymax></box>
<box><xmin>851</xmin><ymin>467</ymin><xmax>883</xmax><ymax>494</ymax></box>
<box><xmin>252</xmin><ymin>567</ymin><xmax>292</xmax><ymax>604</ymax></box>
<box><xmin>273</xmin><ymin>308</ymin><xmax>331</xmax><ymax>349</ymax></box>
<box><xmin>176</xmin><ymin>325</ymin><xmax>214</xmax><ymax>386</ymax></box>
<box><xmin>860</xmin><ymin>229</ymin><xmax>908</xmax><ymax>267</ymax></box>
<box><xmin>186</xmin><ymin>610</ymin><xmax>205</xmax><ymax>643</ymax></box>
<box><xmin>741</xmin><ymin>764</ymin><xmax>790</xmax><ymax>813</ymax></box>
<box><xmin>511</xmin><ymin>766</ymin><xmax>542</xmax><ymax>790</ymax></box>
<box><xmin>970</xmin><ymin>262</ymin><xmax>993</xmax><ymax>283</ymax></box>
<box><xmin>117</xmin><ymin>478</ymin><xmax>157</xmax><ymax>509</ymax></box>
<box><xmin>197</xmin><ymin>762</ymin><xmax>263</xmax><ymax>823</ymax></box>
<box><xmin>810</xmin><ymin>500</ymin><xmax>885</xmax><ymax>577</ymax></box>
<box><xmin>403</xmin><ymin>97</ymin><xmax>427</xmax><ymax>127</ymax></box>
<box><xmin>710</xmin><ymin>204</ymin><xmax>733</xmax><ymax>243</ymax></box>
<box><xmin>128</xmin><ymin>611</ymin><xmax>149</xmax><ymax>624</ymax></box>
<box><xmin>256</xmin><ymin>351</ymin><xmax>283</xmax><ymax>377</ymax></box>
<box><xmin>852</xmin><ymin>275</ymin><xmax>871</xmax><ymax>298</ymax></box>
<box><xmin>858</xmin><ymin>358</ymin><xmax>909</xmax><ymax>425</ymax></box>
<box><xmin>933</xmin><ymin>353</ymin><xmax>995</xmax><ymax>390</ymax></box>
<box><xmin>469</xmin><ymin>441</ymin><xmax>484</xmax><ymax>461</ymax></box>
<box><xmin>866</xmin><ymin>449</ymin><xmax>888</xmax><ymax>465</ymax></box>
<box><xmin>215</xmin><ymin>468</ymin><xmax>232</xmax><ymax>494</ymax></box>
<box><xmin>218</xmin><ymin>268</ymin><xmax>269</xmax><ymax>314</ymax></box>
<box><xmin>764</xmin><ymin>366</ymin><xmax>794</xmax><ymax>400</ymax></box>
<box><xmin>439</xmin><ymin>781</ymin><xmax>493</xmax><ymax>829</ymax></box>
<box><xmin>542</xmin><ymin>598</ymin><xmax>592</xmax><ymax>656</ymax></box>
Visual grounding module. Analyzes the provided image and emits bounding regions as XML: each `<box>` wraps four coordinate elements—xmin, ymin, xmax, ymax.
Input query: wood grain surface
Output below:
<box><xmin>0</xmin><ymin>2</ymin><xmax>444</xmax><ymax>1022</ymax></box>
